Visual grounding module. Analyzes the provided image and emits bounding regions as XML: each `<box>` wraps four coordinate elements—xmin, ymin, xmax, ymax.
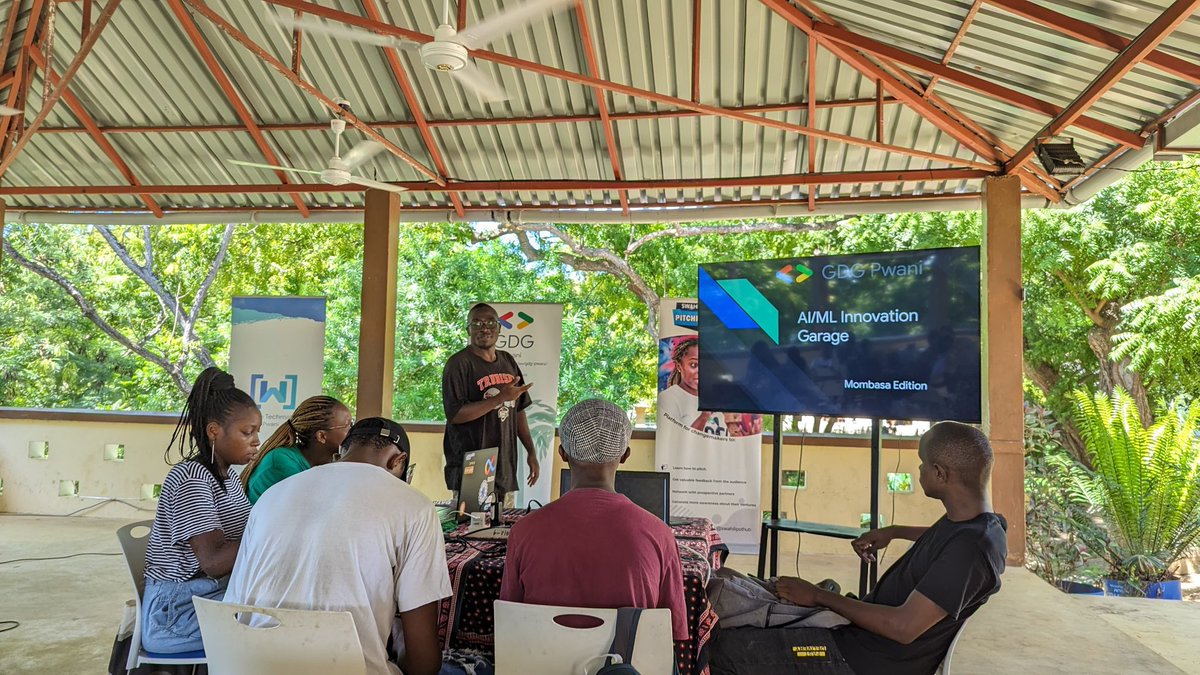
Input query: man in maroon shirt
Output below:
<box><xmin>499</xmin><ymin>399</ymin><xmax>689</xmax><ymax>641</ymax></box>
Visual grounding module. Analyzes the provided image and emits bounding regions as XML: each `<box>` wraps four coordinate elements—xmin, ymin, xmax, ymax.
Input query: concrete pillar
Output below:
<box><xmin>355</xmin><ymin>189</ymin><xmax>400</xmax><ymax>419</ymax></box>
<box><xmin>981</xmin><ymin>175</ymin><xmax>1025</xmax><ymax>566</ymax></box>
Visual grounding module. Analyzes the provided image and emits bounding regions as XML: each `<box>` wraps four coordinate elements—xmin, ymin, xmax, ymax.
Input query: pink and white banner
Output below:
<box><xmin>654</xmin><ymin>297</ymin><xmax>762</xmax><ymax>554</ymax></box>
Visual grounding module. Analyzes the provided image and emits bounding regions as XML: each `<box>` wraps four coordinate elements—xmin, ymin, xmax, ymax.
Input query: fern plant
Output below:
<box><xmin>1070</xmin><ymin>388</ymin><xmax>1200</xmax><ymax>589</ymax></box>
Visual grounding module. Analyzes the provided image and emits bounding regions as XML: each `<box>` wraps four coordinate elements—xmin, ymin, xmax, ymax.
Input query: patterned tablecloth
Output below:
<box><xmin>437</xmin><ymin>510</ymin><xmax>728</xmax><ymax>675</ymax></box>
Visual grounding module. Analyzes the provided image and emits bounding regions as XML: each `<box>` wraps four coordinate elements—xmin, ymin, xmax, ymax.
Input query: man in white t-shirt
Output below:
<box><xmin>225</xmin><ymin>417</ymin><xmax>451</xmax><ymax>675</ymax></box>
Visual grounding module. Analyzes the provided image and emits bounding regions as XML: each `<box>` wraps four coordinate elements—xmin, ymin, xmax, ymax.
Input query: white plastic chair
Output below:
<box><xmin>494</xmin><ymin>600</ymin><xmax>674</xmax><ymax>675</ymax></box>
<box><xmin>935</xmin><ymin>617</ymin><xmax>970</xmax><ymax>675</ymax></box>
<box><xmin>115</xmin><ymin>520</ymin><xmax>207</xmax><ymax>672</ymax></box>
<box><xmin>192</xmin><ymin>596</ymin><xmax>368</xmax><ymax>675</ymax></box>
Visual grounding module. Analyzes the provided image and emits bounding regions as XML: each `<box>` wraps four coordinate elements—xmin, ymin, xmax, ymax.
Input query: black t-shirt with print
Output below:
<box><xmin>442</xmin><ymin>347</ymin><xmax>531</xmax><ymax>493</ymax></box>
<box><xmin>833</xmin><ymin>512</ymin><xmax>1008</xmax><ymax>675</ymax></box>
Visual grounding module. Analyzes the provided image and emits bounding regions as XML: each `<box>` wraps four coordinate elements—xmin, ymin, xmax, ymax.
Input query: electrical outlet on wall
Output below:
<box><xmin>103</xmin><ymin>443</ymin><xmax>126</xmax><ymax>462</ymax></box>
<box><xmin>782</xmin><ymin>469</ymin><xmax>806</xmax><ymax>489</ymax></box>
<box><xmin>860</xmin><ymin>513</ymin><xmax>887</xmax><ymax>529</ymax></box>
<box><xmin>887</xmin><ymin>472</ymin><xmax>914</xmax><ymax>493</ymax></box>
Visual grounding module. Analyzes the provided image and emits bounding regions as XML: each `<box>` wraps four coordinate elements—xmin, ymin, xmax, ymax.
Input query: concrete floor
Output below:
<box><xmin>2</xmin><ymin>514</ymin><xmax>1198</xmax><ymax>674</ymax></box>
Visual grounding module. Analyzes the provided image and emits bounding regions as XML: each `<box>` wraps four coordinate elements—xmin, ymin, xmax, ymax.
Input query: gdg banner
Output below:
<box><xmin>486</xmin><ymin>302</ymin><xmax>562</xmax><ymax>508</ymax></box>
<box><xmin>229</xmin><ymin>296</ymin><xmax>326</xmax><ymax>431</ymax></box>
<box><xmin>655</xmin><ymin>297</ymin><xmax>762</xmax><ymax>554</ymax></box>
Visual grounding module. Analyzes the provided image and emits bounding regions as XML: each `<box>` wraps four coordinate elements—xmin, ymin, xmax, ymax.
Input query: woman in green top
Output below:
<box><xmin>241</xmin><ymin>395</ymin><xmax>352</xmax><ymax>503</ymax></box>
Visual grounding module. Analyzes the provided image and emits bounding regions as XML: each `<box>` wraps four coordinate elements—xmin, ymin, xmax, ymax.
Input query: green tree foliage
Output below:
<box><xmin>3</xmin><ymin>163</ymin><xmax>1200</xmax><ymax>430</ymax></box>
<box><xmin>1023</xmin><ymin>163</ymin><xmax>1200</xmax><ymax>432</ymax></box>
<box><xmin>1070</xmin><ymin>388</ymin><xmax>1200</xmax><ymax>587</ymax></box>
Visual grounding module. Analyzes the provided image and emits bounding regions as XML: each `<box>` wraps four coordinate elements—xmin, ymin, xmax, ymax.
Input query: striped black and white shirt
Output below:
<box><xmin>144</xmin><ymin>460</ymin><xmax>251</xmax><ymax>583</ymax></box>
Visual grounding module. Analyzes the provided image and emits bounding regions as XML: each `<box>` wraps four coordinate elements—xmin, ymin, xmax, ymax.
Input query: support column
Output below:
<box><xmin>981</xmin><ymin>175</ymin><xmax>1025</xmax><ymax>566</ymax></box>
<box><xmin>355</xmin><ymin>189</ymin><xmax>400</xmax><ymax>419</ymax></box>
<box><xmin>0</xmin><ymin>198</ymin><xmax>5</xmax><ymax>266</ymax></box>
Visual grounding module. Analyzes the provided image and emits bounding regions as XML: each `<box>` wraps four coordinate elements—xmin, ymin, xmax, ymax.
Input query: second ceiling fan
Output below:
<box><xmin>272</xmin><ymin>0</ymin><xmax>575</xmax><ymax>103</ymax></box>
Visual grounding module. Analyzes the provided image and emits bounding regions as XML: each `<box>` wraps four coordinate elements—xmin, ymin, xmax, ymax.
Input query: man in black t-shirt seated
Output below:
<box><xmin>717</xmin><ymin>421</ymin><xmax>1007</xmax><ymax>675</ymax></box>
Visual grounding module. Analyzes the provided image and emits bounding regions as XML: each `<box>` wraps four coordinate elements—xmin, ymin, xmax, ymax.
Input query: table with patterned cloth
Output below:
<box><xmin>437</xmin><ymin>510</ymin><xmax>728</xmax><ymax>675</ymax></box>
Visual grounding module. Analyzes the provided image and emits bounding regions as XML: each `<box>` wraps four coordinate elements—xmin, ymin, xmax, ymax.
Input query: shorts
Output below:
<box><xmin>141</xmin><ymin>576</ymin><xmax>228</xmax><ymax>654</ymax></box>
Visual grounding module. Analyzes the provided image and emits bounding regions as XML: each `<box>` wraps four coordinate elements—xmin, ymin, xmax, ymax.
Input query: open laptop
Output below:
<box><xmin>459</xmin><ymin>447</ymin><xmax>499</xmax><ymax>515</ymax></box>
<box><xmin>559</xmin><ymin>469</ymin><xmax>671</xmax><ymax>524</ymax></box>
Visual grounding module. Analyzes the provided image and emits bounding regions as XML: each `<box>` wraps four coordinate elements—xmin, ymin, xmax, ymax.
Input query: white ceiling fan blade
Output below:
<box><xmin>228</xmin><ymin>159</ymin><xmax>323</xmax><ymax>177</ymax></box>
<box><xmin>448</xmin><ymin>61</ymin><xmax>508</xmax><ymax>102</ymax></box>
<box><xmin>268</xmin><ymin>8</ymin><xmax>418</xmax><ymax>51</ymax></box>
<box><xmin>347</xmin><ymin>175</ymin><xmax>408</xmax><ymax>193</ymax></box>
<box><xmin>341</xmin><ymin>140</ymin><xmax>386</xmax><ymax>171</ymax></box>
<box><xmin>0</xmin><ymin>105</ymin><xmax>20</xmax><ymax>116</ymax></box>
<box><xmin>455</xmin><ymin>0</ymin><xmax>575</xmax><ymax>50</ymax></box>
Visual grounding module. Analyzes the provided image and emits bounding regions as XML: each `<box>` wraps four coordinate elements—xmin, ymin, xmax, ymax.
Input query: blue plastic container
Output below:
<box><xmin>1057</xmin><ymin>581</ymin><xmax>1104</xmax><ymax>595</ymax></box>
<box><xmin>1102</xmin><ymin>578</ymin><xmax>1183</xmax><ymax>600</ymax></box>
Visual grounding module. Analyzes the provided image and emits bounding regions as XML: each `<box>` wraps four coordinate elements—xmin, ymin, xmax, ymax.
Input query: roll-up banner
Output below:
<box><xmin>230</xmin><ymin>296</ymin><xmax>327</xmax><ymax>431</ymax></box>
<box><xmin>655</xmin><ymin>297</ymin><xmax>762</xmax><ymax>554</ymax></box>
<box><xmin>487</xmin><ymin>302</ymin><xmax>563</xmax><ymax>508</ymax></box>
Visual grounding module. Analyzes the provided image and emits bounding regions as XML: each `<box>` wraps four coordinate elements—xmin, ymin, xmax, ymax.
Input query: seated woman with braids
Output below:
<box><xmin>241</xmin><ymin>396</ymin><xmax>353</xmax><ymax>504</ymax></box>
<box><xmin>142</xmin><ymin>367</ymin><xmax>261</xmax><ymax>654</ymax></box>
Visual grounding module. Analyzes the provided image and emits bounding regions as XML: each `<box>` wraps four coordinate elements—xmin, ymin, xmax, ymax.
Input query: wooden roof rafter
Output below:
<box><xmin>183</xmin><ymin>0</ymin><xmax>446</xmax><ymax>186</ymax></box>
<box><xmin>0</xmin><ymin>167</ymin><xmax>992</xmax><ymax>196</ymax></box>
<box><xmin>35</xmin><ymin>97</ymin><xmax>902</xmax><ymax>135</ymax></box>
<box><xmin>574</xmin><ymin>0</ymin><xmax>630</xmax><ymax>215</ymax></box>
<box><xmin>776</xmin><ymin>0</ymin><xmax>1063</xmax><ymax>203</ymax></box>
<box><xmin>166</xmin><ymin>0</ymin><xmax>310</xmax><ymax>218</ymax></box>
<box><xmin>258</xmin><ymin>0</ymin><xmax>1000</xmax><ymax>172</ymax></box>
<box><xmin>359</xmin><ymin>0</ymin><xmax>465</xmax><ymax>217</ymax></box>
<box><xmin>27</xmin><ymin>47</ymin><xmax>163</xmax><ymax>216</ymax></box>
<box><xmin>1005</xmin><ymin>0</ymin><xmax>1200</xmax><ymax>174</ymax></box>
<box><xmin>0</xmin><ymin>0</ymin><xmax>122</xmax><ymax>179</ymax></box>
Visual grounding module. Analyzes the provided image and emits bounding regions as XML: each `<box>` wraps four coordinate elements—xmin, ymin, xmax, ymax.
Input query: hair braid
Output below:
<box><xmin>166</xmin><ymin>366</ymin><xmax>257</xmax><ymax>491</ymax></box>
<box><xmin>241</xmin><ymin>395</ymin><xmax>346</xmax><ymax>489</ymax></box>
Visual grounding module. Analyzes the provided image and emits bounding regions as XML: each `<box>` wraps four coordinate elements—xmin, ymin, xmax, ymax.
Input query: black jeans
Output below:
<box><xmin>710</xmin><ymin>626</ymin><xmax>857</xmax><ymax>675</ymax></box>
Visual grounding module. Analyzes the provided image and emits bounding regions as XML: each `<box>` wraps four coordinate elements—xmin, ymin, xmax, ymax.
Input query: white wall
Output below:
<box><xmin>0</xmin><ymin>412</ymin><xmax>944</xmax><ymax>555</ymax></box>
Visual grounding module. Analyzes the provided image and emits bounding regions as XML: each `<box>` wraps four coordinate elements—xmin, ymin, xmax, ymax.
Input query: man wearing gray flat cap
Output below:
<box><xmin>499</xmin><ymin>399</ymin><xmax>689</xmax><ymax>641</ymax></box>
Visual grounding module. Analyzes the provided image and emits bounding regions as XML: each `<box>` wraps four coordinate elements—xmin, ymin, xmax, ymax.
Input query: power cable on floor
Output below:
<box><xmin>0</xmin><ymin>551</ymin><xmax>121</xmax><ymax>566</ymax></box>
<box><xmin>3</xmin><ymin>498</ymin><xmax>154</xmax><ymax>518</ymax></box>
<box><xmin>0</xmin><ymin>621</ymin><xmax>18</xmax><ymax>633</ymax></box>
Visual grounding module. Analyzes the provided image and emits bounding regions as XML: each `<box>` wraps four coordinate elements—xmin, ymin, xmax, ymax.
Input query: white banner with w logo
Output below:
<box><xmin>486</xmin><ymin>302</ymin><xmax>562</xmax><ymax>508</ymax></box>
<box><xmin>229</xmin><ymin>296</ymin><xmax>326</xmax><ymax>432</ymax></box>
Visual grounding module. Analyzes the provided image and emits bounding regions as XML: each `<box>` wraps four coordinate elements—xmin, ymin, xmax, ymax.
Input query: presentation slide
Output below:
<box><xmin>698</xmin><ymin>247</ymin><xmax>981</xmax><ymax>422</ymax></box>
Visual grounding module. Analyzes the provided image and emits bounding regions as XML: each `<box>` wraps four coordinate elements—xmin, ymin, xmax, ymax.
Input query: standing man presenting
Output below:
<box><xmin>443</xmin><ymin>303</ymin><xmax>540</xmax><ymax>519</ymax></box>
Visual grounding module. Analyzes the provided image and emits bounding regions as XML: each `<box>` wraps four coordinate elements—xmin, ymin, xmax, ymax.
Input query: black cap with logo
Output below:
<box><xmin>342</xmin><ymin>417</ymin><xmax>410</xmax><ymax>454</ymax></box>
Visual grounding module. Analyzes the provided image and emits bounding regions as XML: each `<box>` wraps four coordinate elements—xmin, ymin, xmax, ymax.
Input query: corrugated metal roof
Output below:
<box><xmin>0</xmin><ymin>0</ymin><xmax>1198</xmax><ymax>222</ymax></box>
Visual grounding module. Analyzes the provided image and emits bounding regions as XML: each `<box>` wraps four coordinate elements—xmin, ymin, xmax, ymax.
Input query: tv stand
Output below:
<box><xmin>757</xmin><ymin>416</ymin><xmax>882</xmax><ymax>598</ymax></box>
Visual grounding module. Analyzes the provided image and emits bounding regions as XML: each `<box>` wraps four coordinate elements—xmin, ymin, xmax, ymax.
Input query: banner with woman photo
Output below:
<box><xmin>654</xmin><ymin>298</ymin><xmax>761</xmax><ymax>554</ymax></box>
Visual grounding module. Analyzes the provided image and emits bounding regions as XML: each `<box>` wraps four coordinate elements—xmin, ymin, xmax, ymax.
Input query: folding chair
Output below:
<box><xmin>494</xmin><ymin>599</ymin><xmax>674</xmax><ymax>675</ymax></box>
<box><xmin>192</xmin><ymin>597</ymin><xmax>367</xmax><ymax>675</ymax></box>
<box><xmin>115</xmin><ymin>520</ymin><xmax>207</xmax><ymax>673</ymax></box>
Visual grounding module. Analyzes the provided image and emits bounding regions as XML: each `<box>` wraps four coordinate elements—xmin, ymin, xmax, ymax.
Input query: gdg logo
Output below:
<box><xmin>497</xmin><ymin>334</ymin><xmax>535</xmax><ymax>349</ymax></box>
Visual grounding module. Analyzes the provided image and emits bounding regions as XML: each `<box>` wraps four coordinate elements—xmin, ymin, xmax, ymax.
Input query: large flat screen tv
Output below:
<box><xmin>698</xmin><ymin>247</ymin><xmax>981</xmax><ymax>422</ymax></box>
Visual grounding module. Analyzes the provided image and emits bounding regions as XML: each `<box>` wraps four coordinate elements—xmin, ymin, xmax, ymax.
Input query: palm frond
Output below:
<box><xmin>1071</xmin><ymin>389</ymin><xmax>1200</xmax><ymax>581</ymax></box>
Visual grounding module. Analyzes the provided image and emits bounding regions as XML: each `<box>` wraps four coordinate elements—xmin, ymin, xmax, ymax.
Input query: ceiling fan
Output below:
<box><xmin>0</xmin><ymin>105</ymin><xmax>20</xmax><ymax>116</ymax></box>
<box><xmin>270</xmin><ymin>0</ymin><xmax>575</xmax><ymax>102</ymax></box>
<box><xmin>227</xmin><ymin>117</ymin><xmax>406</xmax><ymax>193</ymax></box>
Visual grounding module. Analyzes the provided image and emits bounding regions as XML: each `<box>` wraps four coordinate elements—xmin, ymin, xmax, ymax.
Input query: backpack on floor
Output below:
<box><xmin>706</xmin><ymin>567</ymin><xmax>826</xmax><ymax>629</ymax></box>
